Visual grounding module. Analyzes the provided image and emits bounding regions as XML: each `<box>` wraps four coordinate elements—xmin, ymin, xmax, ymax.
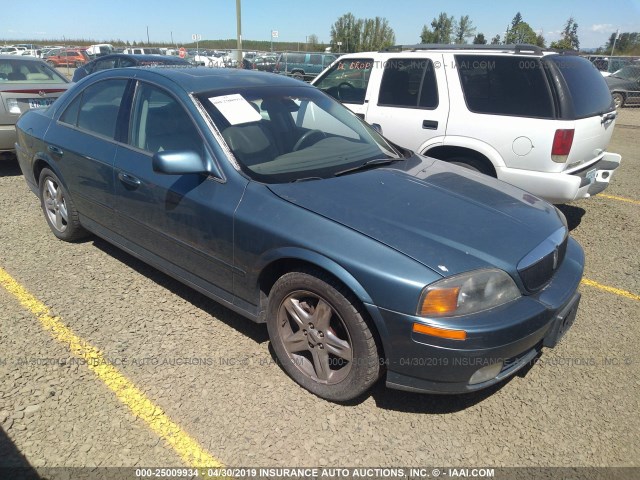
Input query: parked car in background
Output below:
<box><xmin>46</xmin><ymin>49</ymin><xmax>89</xmax><ymax>68</ymax></box>
<box><xmin>0</xmin><ymin>55</ymin><xmax>70</xmax><ymax>159</ymax></box>
<box><xmin>85</xmin><ymin>44</ymin><xmax>114</xmax><ymax>58</ymax></box>
<box><xmin>15</xmin><ymin>66</ymin><xmax>583</xmax><ymax>401</ymax></box>
<box><xmin>123</xmin><ymin>47</ymin><xmax>162</xmax><ymax>55</ymax></box>
<box><xmin>606</xmin><ymin>64</ymin><xmax>640</xmax><ymax>108</ymax></box>
<box><xmin>275</xmin><ymin>51</ymin><xmax>337</xmax><ymax>81</ymax></box>
<box><xmin>242</xmin><ymin>55</ymin><xmax>276</xmax><ymax>72</ymax></box>
<box><xmin>72</xmin><ymin>54</ymin><xmax>191</xmax><ymax>82</ymax></box>
<box><xmin>313</xmin><ymin>44</ymin><xmax>621</xmax><ymax>203</ymax></box>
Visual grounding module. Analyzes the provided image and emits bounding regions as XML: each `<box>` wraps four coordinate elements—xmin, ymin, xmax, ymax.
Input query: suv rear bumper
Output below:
<box><xmin>497</xmin><ymin>152</ymin><xmax>622</xmax><ymax>203</ymax></box>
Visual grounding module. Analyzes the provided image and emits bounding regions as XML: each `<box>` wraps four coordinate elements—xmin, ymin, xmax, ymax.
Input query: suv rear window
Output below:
<box><xmin>456</xmin><ymin>55</ymin><xmax>554</xmax><ymax>118</ymax></box>
<box><xmin>378</xmin><ymin>58</ymin><xmax>438</xmax><ymax>109</ymax></box>
<box><xmin>546</xmin><ymin>55</ymin><xmax>614</xmax><ymax>118</ymax></box>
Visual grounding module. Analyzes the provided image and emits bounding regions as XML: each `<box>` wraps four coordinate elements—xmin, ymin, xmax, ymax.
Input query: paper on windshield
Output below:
<box><xmin>208</xmin><ymin>94</ymin><xmax>262</xmax><ymax>125</ymax></box>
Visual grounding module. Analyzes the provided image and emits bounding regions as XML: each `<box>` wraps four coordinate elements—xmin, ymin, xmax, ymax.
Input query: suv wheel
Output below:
<box><xmin>46</xmin><ymin>60</ymin><xmax>56</xmax><ymax>68</ymax></box>
<box><xmin>612</xmin><ymin>93</ymin><xmax>625</xmax><ymax>109</ymax></box>
<box><xmin>266</xmin><ymin>270</ymin><xmax>380</xmax><ymax>401</ymax></box>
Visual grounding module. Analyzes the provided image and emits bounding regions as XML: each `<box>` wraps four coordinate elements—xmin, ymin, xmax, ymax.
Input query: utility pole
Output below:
<box><xmin>171</xmin><ymin>31</ymin><xmax>174</xmax><ymax>47</ymax></box>
<box><xmin>146</xmin><ymin>26</ymin><xmax>150</xmax><ymax>46</ymax></box>
<box><xmin>236</xmin><ymin>0</ymin><xmax>242</xmax><ymax>67</ymax></box>
<box><xmin>610</xmin><ymin>29</ymin><xmax>620</xmax><ymax>56</ymax></box>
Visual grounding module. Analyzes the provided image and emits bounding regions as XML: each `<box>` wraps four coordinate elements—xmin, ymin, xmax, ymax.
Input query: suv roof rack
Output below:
<box><xmin>379</xmin><ymin>43</ymin><xmax>544</xmax><ymax>55</ymax></box>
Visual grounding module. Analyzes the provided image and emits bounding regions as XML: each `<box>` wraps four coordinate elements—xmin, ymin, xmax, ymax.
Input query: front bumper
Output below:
<box><xmin>366</xmin><ymin>237</ymin><xmax>584</xmax><ymax>394</ymax></box>
<box><xmin>497</xmin><ymin>152</ymin><xmax>622</xmax><ymax>203</ymax></box>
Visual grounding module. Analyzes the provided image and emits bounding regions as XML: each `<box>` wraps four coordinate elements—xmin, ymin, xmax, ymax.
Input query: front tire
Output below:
<box><xmin>267</xmin><ymin>271</ymin><xmax>380</xmax><ymax>401</ymax></box>
<box><xmin>38</xmin><ymin>168</ymin><xmax>88</xmax><ymax>242</ymax></box>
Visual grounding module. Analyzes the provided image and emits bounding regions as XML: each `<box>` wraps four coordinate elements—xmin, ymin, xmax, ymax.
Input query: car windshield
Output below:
<box><xmin>0</xmin><ymin>59</ymin><xmax>68</xmax><ymax>83</ymax></box>
<box><xmin>197</xmin><ymin>85</ymin><xmax>400</xmax><ymax>183</ymax></box>
<box><xmin>610</xmin><ymin>65</ymin><xmax>640</xmax><ymax>81</ymax></box>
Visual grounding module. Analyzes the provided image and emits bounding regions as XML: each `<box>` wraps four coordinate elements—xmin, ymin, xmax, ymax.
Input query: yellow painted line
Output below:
<box><xmin>598</xmin><ymin>194</ymin><xmax>640</xmax><ymax>206</ymax></box>
<box><xmin>0</xmin><ymin>266</ymin><xmax>223</xmax><ymax>469</ymax></box>
<box><xmin>582</xmin><ymin>278</ymin><xmax>640</xmax><ymax>302</ymax></box>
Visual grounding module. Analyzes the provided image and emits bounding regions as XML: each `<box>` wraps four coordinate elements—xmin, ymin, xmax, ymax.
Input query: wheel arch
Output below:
<box><xmin>254</xmin><ymin>248</ymin><xmax>388</xmax><ymax>359</ymax></box>
<box><xmin>424</xmin><ymin>139</ymin><xmax>507</xmax><ymax>176</ymax></box>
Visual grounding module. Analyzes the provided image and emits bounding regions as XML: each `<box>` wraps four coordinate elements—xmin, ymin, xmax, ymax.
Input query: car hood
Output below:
<box><xmin>606</xmin><ymin>76</ymin><xmax>637</xmax><ymax>89</ymax></box>
<box><xmin>267</xmin><ymin>157</ymin><xmax>566</xmax><ymax>276</ymax></box>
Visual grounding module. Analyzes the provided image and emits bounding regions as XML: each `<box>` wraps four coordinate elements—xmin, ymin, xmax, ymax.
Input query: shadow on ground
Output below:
<box><xmin>0</xmin><ymin>427</ymin><xmax>40</xmax><ymax>479</ymax></box>
<box><xmin>556</xmin><ymin>203</ymin><xmax>586</xmax><ymax>231</ymax></box>
<box><xmin>0</xmin><ymin>158</ymin><xmax>22</xmax><ymax>178</ymax></box>
<box><xmin>92</xmin><ymin>234</ymin><xmax>538</xmax><ymax>414</ymax></box>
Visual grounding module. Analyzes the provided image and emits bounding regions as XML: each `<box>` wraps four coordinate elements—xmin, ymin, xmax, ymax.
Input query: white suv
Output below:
<box><xmin>312</xmin><ymin>44</ymin><xmax>621</xmax><ymax>203</ymax></box>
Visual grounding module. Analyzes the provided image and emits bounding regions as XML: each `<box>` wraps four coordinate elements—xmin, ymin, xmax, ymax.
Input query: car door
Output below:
<box><xmin>364</xmin><ymin>55</ymin><xmax>449</xmax><ymax>153</ymax></box>
<box><xmin>113</xmin><ymin>80</ymin><xmax>241</xmax><ymax>297</ymax></box>
<box><xmin>45</xmin><ymin>78</ymin><xmax>129</xmax><ymax>230</ymax></box>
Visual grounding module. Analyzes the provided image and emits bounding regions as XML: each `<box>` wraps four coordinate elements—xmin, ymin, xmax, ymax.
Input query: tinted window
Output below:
<box><xmin>94</xmin><ymin>58</ymin><xmax>116</xmax><ymax>72</ymax></box>
<box><xmin>129</xmin><ymin>82</ymin><xmax>203</xmax><ymax>155</ymax></box>
<box><xmin>309</xmin><ymin>54</ymin><xmax>322</xmax><ymax>65</ymax></box>
<box><xmin>73</xmin><ymin>79</ymin><xmax>127</xmax><ymax>138</ymax></box>
<box><xmin>378</xmin><ymin>58</ymin><xmax>438</xmax><ymax>109</ymax></box>
<box><xmin>456</xmin><ymin>55</ymin><xmax>554</xmax><ymax>118</ymax></box>
<box><xmin>547</xmin><ymin>56</ymin><xmax>614</xmax><ymax>117</ymax></box>
<box><xmin>313</xmin><ymin>58</ymin><xmax>374</xmax><ymax>105</ymax></box>
<box><xmin>286</xmin><ymin>53</ymin><xmax>305</xmax><ymax>64</ymax></box>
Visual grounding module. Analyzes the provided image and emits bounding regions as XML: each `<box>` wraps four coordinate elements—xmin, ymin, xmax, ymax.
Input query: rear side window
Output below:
<box><xmin>60</xmin><ymin>79</ymin><xmax>127</xmax><ymax>138</ymax></box>
<box><xmin>547</xmin><ymin>55</ymin><xmax>614</xmax><ymax>118</ymax></box>
<box><xmin>456</xmin><ymin>55</ymin><xmax>554</xmax><ymax>118</ymax></box>
<box><xmin>313</xmin><ymin>58</ymin><xmax>374</xmax><ymax>105</ymax></box>
<box><xmin>378</xmin><ymin>58</ymin><xmax>438</xmax><ymax>109</ymax></box>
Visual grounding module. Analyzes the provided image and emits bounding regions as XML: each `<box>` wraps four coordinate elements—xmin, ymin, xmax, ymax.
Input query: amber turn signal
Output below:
<box><xmin>419</xmin><ymin>287</ymin><xmax>460</xmax><ymax>316</ymax></box>
<box><xmin>412</xmin><ymin>322</ymin><xmax>467</xmax><ymax>341</ymax></box>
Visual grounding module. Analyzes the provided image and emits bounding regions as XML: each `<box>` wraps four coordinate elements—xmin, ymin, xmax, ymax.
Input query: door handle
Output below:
<box><xmin>422</xmin><ymin>120</ymin><xmax>438</xmax><ymax>130</ymax></box>
<box><xmin>47</xmin><ymin>145</ymin><xmax>64</xmax><ymax>156</ymax></box>
<box><xmin>118</xmin><ymin>172</ymin><xmax>141</xmax><ymax>187</ymax></box>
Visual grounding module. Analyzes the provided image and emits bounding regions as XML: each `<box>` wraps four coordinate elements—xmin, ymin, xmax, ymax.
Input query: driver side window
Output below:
<box><xmin>313</xmin><ymin>58</ymin><xmax>373</xmax><ymax>105</ymax></box>
<box><xmin>129</xmin><ymin>82</ymin><xmax>204</xmax><ymax>155</ymax></box>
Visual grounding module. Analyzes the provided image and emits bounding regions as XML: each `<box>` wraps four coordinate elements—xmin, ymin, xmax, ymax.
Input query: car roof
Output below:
<box><xmin>102</xmin><ymin>66</ymin><xmax>308</xmax><ymax>93</ymax></box>
<box><xmin>93</xmin><ymin>53</ymin><xmax>189</xmax><ymax>63</ymax></box>
<box><xmin>0</xmin><ymin>54</ymin><xmax>47</xmax><ymax>63</ymax></box>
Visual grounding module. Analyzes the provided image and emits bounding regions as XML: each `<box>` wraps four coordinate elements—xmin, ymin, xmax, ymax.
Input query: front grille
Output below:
<box><xmin>519</xmin><ymin>236</ymin><xmax>568</xmax><ymax>292</ymax></box>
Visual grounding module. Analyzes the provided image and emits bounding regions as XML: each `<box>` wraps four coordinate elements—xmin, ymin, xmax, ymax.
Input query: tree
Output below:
<box><xmin>536</xmin><ymin>33</ymin><xmax>546</xmax><ymax>48</ymax></box>
<box><xmin>604</xmin><ymin>31</ymin><xmax>640</xmax><ymax>55</ymax></box>
<box><xmin>473</xmin><ymin>33</ymin><xmax>487</xmax><ymax>45</ymax></box>
<box><xmin>454</xmin><ymin>15</ymin><xmax>476</xmax><ymax>44</ymax></box>
<box><xmin>490</xmin><ymin>34</ymin><xmax>501</xmax><ymax>45</ymax></box>
<box><xmin>330</xmin><ymin>13</ymin><xmax>363</xmax><ymax>53</ymax></box>
<box><xmin>330</xmin><ymin>13</ymin><xmax>395</xmax><ymax>52</ymax></box>
<box><xmin>361</xmin><ymin>17</ymin><xmax>395</xmax><ymax>51</ymax></box>
<box><xmin>420</xmin><ymin>12</ymin><xmax>455</xmax><ymax>44</ymax></box>
<box><xmin>505</xmin><ymin>12</ymin><xmax>538</xmax><ymax>44</ymax></box>
<box><xmin>550</xmin><ymin>17</ymin><xmax>579</xmax><ymax>50</ymax></box>
<box><xmin>307</xmin><ymin>34</ymin><xmax>319</xmax><ymax>50</ymax></box>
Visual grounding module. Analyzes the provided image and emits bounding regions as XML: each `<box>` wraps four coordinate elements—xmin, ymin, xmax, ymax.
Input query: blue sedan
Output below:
<box><xmin>15</xmin><ymin>67</ymin><xmax>584</xmax><ymax>401</ymax></box>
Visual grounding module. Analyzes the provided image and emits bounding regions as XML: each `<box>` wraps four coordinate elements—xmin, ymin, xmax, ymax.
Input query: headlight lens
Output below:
<box><xmin>418</xmin><ymin>269</ymin><xmax>521</xmax><ymax>317</ymax></box>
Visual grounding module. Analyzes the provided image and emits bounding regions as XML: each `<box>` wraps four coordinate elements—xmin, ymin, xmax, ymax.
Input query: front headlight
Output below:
<box><xmin>418</xmin><ymin>269</ymin><xmax>521</xmax><ymax>317</ymax></box>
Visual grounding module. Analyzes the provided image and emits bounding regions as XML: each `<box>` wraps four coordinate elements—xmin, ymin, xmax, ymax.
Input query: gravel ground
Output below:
<box><xmin>0</xmin><ymin>115</ymin><xmax>638</xmax><ymax>471</ymax></box>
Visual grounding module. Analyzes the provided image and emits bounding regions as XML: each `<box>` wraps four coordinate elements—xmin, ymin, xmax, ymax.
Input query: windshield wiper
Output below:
<box><xmin>292</xmin><ymin>176</ymin><xmax>324</xmax><ymax>182</ymax></box>
<box><xmin>334</xmin><ymin>158</ymin><xmax>404</xmax><ymax>177</ymax></box>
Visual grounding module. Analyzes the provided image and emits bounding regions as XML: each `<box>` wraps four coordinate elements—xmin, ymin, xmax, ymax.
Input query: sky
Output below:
<box><xmin>3</xmin><ymin>0</ymin><xmax>640</xmax><ymax>49</ymax></box>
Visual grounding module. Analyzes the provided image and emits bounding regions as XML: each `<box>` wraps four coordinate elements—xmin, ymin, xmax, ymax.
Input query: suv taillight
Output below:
<box><xmin>551</xmin><ymin>129</ymin><xmax>574</xmax><ymax>163</ymax></box>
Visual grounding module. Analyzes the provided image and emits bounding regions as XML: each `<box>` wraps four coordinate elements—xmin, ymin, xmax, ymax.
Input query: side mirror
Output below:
<box><xmin>152</xmin><ymin>150</ymin><xmax>221</xmax><ymax>177</ymax></box>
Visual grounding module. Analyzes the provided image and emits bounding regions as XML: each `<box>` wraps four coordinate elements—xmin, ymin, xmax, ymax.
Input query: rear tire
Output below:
<box><xmin>612</xmin><ymin>92</ymin><xmax>625</xmax><ymax>109</ymax></box>
<box><xmin>291</xmin><ymin>71</ymin><xmax>304</xmax><ymax>81</ymax></box>
<box><xmin>38</xmin><ymin>168</ymin><xmax>88</xmax><ymax>242</ymax></box>
<box><xmin>266</xmin><ymin>270</ymin><xmax>380</xmax><ymax>402</ymax></box>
